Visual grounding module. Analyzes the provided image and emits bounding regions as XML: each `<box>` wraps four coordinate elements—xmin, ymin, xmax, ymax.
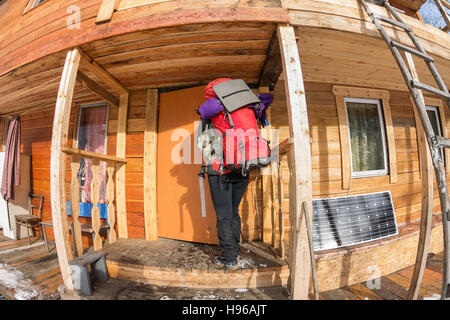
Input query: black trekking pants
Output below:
<box><xmin>208</xmin><ymin>172</ymin><xmax>249</xmax><ymax>263</ymax></box>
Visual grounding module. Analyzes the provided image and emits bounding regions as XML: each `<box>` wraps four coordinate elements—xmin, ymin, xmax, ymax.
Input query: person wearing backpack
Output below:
<box><xmin>196</xmin><ymin>78</ymin><xmax>272</xmax><ymax>270</ymax></box>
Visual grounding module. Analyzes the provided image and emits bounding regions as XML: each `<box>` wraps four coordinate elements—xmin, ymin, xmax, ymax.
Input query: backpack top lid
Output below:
<box><xmin>212</xmin><ymin>79</ymin><xmax>261</xmax><ymax>113</ymax></box>
<box><xmin>203</xmin><ymin>78</ymin><xmax>232</xmax><ymax>100</ymax></box>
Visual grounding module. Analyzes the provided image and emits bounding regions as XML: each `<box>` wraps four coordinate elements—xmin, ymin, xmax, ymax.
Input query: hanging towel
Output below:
<box><xmin>1</xmin><ymin>115</ymin><xmax>21</xmax><ymax>201</ymax></box>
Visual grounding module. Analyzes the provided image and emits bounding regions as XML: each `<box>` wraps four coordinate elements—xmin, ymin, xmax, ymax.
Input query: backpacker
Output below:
<box><xmin>197</xmin><ymin>79</ymin><xmax>272</xmax><ymax>176</ymax></box>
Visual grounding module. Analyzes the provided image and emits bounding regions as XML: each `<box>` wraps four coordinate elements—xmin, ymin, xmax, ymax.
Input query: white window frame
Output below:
<box><xmin>344</xmin><ymin>97</ymin><xmax>389</xmax><ymax>178</ymax></box>
<box><xmin>426</xmin><ymin>105</ymin><xmax>445</xmax><ymax>165</ymax></box>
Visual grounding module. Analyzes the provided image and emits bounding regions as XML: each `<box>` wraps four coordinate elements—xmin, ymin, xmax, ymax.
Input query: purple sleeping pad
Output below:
<box><xmin>196</xmin><ymin>94</ymin><xmax>274</xmax><ymax>124</ymax></box>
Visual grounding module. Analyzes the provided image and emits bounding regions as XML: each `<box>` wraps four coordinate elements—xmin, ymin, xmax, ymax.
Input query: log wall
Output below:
<box><xmin>271</xmin><ymin>78</ymin><xmax>448</xmax><ymax>247</ymax></box>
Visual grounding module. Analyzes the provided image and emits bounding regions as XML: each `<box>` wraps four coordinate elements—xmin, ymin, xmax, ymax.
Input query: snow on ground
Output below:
<box><xmin>0</xmin><ymin>263</ymin><xmax>40</xmax><ymax>300</ymax></box>
<box><xmin>423</xmin><ymin>294</ymin><xmax>441</xmax><ymax>300</ymax></box>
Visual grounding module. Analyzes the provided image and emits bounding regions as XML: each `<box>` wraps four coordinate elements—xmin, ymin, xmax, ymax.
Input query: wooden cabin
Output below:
<box><xmin>0</xmin><ymin>0</ymin><xmax>448</xmax><ymax>300</ymax></box>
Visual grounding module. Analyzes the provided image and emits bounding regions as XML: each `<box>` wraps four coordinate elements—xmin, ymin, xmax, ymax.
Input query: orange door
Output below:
<box><xmin>157</xmin><ymin>85</ymin><xmax>218</xmax><ymax>244</ymax></box>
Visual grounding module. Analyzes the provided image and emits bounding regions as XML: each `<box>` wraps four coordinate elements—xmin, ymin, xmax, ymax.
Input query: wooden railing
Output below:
<box><xmin>62</xmin><ymin>146</ymin><xmax>127</xmax><ymax>257</ymax></box>
<box><xmin>269</xmin><ymin>138</ymin><xmax>293</xmax><ymax>260</ymax></box>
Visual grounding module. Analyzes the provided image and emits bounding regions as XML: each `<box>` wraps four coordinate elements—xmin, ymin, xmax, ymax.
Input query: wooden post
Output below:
<box><xmin>50</xmin><ymin>48</ymin><xmax>81</xmax><ymax>291</ymax></box>
<box><xmin>144</xmin><ymin>89</ymin><xmax>159</xmax><ymax>241</ymax></box>
<box><xmin>116</xmin><ymin>94</ymin><xmax>129</xmax><ymax>238</ymax></box>
<box><xmin>277</xmin><ymin>24</ymin><xmax>312</xmax><ymax>300</ymax></box>
<box><xmin>406</xmin><ymin>52</ymin><xmax>434</xmax><ymax>300</ymax></box>
<box><xmin>91</xmin><ymin>159</ymin><xmax>102</xmax><ymax>250</ymax></box>
<box><xmin>259</xmin><ymin>86</ymin><xmax>273</xmax><ymax>245</ymax></box>
<box><xmin>96</xmin><ymin>0</ymin><xmax>119</xmax><ymax>24</ymax></box>
<box><xmin>106</xmin><ymin>162</ymin><xmax>117</xmax><ymax>243</ymax></box>
<box><xmin>70</xmin><ymin>154</ymin><xmax>83</xmax><ymax>257</ymax></box>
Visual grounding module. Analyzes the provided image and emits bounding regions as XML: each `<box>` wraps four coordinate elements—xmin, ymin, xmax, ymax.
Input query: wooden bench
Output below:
<box><xmin>69</xmin><ymin>250</ymin><xmax>108</xmax><ymax>296</ymax></box>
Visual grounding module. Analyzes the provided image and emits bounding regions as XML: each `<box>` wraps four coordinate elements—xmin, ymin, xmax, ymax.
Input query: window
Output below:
<box><xmin>345</xmin><ymin>97</ymin><xmax>389</xmax><ymax>178</ymax></box>
<box><xmin>426</xmin><ymin>106</ymin><xmax>445</xmax><ymax>165</ymax></box>
<box><xmin>31</xmin><ymin>0</ymin><xmax>46</xmax><ymax>8</ymax></box>
<box><xmin>23</xmin><ymin>0</ymin><xmax>47</xmax><ymax>14</ymax></box>
<box><xmin>76</xmin><ymin>103</ymin><xmax>109</xmax><ymax>204</ymax></box>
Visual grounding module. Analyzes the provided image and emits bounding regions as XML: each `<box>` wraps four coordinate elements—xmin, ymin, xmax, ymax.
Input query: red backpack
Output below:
<box><xmin>210</xmin><ymin>107</ymin><xmax>271</xmax><ymax>175</ymax></box>
<box><xmin>204</xmin><ymin>79</ymin><xmax>271</xmax><ymax>175</ymax></box>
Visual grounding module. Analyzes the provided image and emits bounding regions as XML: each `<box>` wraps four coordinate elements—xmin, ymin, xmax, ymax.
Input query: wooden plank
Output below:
<box><xmin>436</xmin><ymin>0</ymin><xmax>450</xmax><ymax>32</ymax></box>
<box><xmin>0</xmin><ymin>117</ymin><xmax>8</xmax><ymax>152</ymax></box>
<box><xmin>406</xmin><ymin>52</ymin><xmax>434</xmax><ymax>300</ymax></box>
<box><xmin>143</xmin><ymin>89</ymin><xmax>158</xmax><ymax>241</ymax></box>
<box><xmin>50</xmin><ymin>48</ymin><xmax>80</xmax><ymax>291</ymax></box>
<box><xmin>61</xmin><ymin>146</ymin><xmax>127</xmax><ymax>163</ymax></box>
<box><xmin>70</xmin><ymin>154</ymin><xmax>83</xmax><ymax>257</ymax></box>
<box><xmin>77</xmin><ymin>48</ymin><xmax>128</xmax><ymax>96</ymax></box>
<box><xmin>277</xmin><ymin>25</ymin><xmax>312</xmax><ymax>300</ymax></box>
<box><xmin>381</xmin><ymin>93</ymin><xmax>398</xmax><ymax>184</ymax></box>
<box><xmin>116</xmin><ymin>94</ymin><xmax>129</xmax><ymax>239</ymax></box>
<box><xmin>259</xmin><ymin>86</ymin><xmax>273</xmax><ymax>245</ymax></box>
<box><xmin>259</xmin><ymin>32</ymin><xmax>282</xmax><ymax>90</ymax></box>
<box><xmin>333</xmin><ymin>92</ymin><xmax>351</xmax><ymax>190</ymax></box>
<box><xmin>91</xmin><ymin>159</ymin><xmax>102</xmax><ymax>251</ymax></box>
<box><xmin>106</xmin><ymin>162</ymin><xmax>117</xmax><ymax>243</ymax></box>
<box><xmin>96</xmin><ymin>0</ymin><xmax>119</xmax><ymax>24</ymax></box>
<box><xmin>76</xmin><ymin>71</ymin><xmax>120</xmax><ymax>107</ymax></box>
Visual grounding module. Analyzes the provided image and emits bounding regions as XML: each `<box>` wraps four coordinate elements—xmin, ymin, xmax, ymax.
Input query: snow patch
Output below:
<box><xmin>0</xmin><ymin>263</ymin><xmax>40</xmax><ymax>300</ymax></box>
<box><xmin>423</xmin><ymin>294</ymin><xmax>441</xmax><ymax>300</ymax></box>
<box><xmin>160</xmin><ymin>295</ymin><xmax>173</xmax><ymax>300</ymax></box>
<box><xmin>237</xmin><ymin>257</ymin><xmax>255</xmax><ymax>269</ymax></box>
<box><xmin>234</xmin><ymin>288</ymin><xmax>248</xmax><ymax>293</ymax></box>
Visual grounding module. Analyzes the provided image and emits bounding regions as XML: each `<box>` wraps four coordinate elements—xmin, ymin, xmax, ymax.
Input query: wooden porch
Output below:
<box><xmin>0</xmin><ymin>230</ymin><xmax>445</xmax><ymax>300</ymax></box>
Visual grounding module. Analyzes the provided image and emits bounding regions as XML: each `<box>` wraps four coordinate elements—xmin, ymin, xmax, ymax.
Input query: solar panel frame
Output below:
<box><xmin>311</xmin><ymin>191</ymin><xmax>398</xmax><ymax>252</ymax></box>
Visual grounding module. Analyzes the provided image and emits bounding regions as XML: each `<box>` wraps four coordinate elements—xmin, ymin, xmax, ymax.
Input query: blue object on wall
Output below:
<box><xmin>66</xmin><ymin>201</ymin><xmax>108</xmax><ymax>219</ymax></box>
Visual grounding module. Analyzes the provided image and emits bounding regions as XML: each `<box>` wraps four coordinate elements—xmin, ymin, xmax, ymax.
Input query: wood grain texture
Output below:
<box><xmin>143</xmin><ymin>89</ymin><xmax>158</xmax><ymax>241</ymax></box>
<box><xmin>116</xmin><ymin>94</ymin><xmax>129</xmax><ymax>238</ymax></box>
<box><xmin>49</xmin><ymin>49</ymin><xmax>80</xmax><ymax>291</ymax></box>
<box><xmin>278</xmin><ymin>25</ymin><xmax>312</xmax><ymax>300</ymax></box>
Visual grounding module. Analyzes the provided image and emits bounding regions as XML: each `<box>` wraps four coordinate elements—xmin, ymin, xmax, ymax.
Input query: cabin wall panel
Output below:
<box><xmin>271</xmin><ymin>78</ymin><xmax>448</xmax><ymax>246</ymax></box>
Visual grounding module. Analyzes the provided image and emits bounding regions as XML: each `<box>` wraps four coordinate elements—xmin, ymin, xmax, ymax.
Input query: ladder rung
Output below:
<box><xmin>411</xmin><ymin>80</ymin><xmax>450</xmax><ymax>100</ymax></box>
<box><xmin>373</xmin><ymin>14</ymin><xmax>412</xmax><ymax>32</ymax></box>
<box><xmin>390</xmin><ymin>41</ymin><xmax>434</xmax><ymax>62</ymax></box>
<box><xmin>437</xmin><ymin>136</ymin><xmax>450</xmax><ymax>148</ymax></box>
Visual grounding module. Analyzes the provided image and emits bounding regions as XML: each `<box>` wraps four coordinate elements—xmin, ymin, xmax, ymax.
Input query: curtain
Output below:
<box><xmin>347</xmin><ymin>102</ymin><xmax>385</xmax><ymax>173</ymax></box>
<box><xmin>1</xmin><ymin>115</ymin><xmax>21</xmax><ymax>201</ymax></box>
<box><xmin>80</xmin><ymin>107</ymin><xmax>107</xmax><ymax>204</ymax></box>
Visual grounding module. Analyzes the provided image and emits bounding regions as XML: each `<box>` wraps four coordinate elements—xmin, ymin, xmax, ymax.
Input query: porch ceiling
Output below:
<box><xmin>0</xmin><ymin>22</ymin><xmax>276</xmax><ymax>116</ymax></box>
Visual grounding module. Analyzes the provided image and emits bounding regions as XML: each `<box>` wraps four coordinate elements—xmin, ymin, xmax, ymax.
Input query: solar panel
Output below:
<box><xmin>312</xmin><ymin>191</ymin><xmax>398</xmax><ymax>251</ymax></box>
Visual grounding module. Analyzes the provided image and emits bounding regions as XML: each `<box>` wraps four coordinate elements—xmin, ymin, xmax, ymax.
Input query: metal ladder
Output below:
<box><xmin>359</xmin><ymin>0</ymin><xmax>450</xmax><ymax>299</ymax></box>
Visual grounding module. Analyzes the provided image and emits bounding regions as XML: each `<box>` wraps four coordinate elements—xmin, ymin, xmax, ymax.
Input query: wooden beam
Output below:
<box><xmin>61</xmin><ymin>146</ymin><xmax>127</xmax><ymax>163</ymax></box>
<box><xmin>76</xmin><ymin>71</ymin><xmax>120</xmax><ymax>107</ymax></box>
<box><xmin>50</xmin><ymin>48</ymin><xmax>81</xmax><ymax>291</ymax></box>
<box><xmin>436</xmin><ymin>0</ymin><xmax>450</xmax><ymax>31</ymax></box>
<box><xmin>77</xmin><ymin>48</ymin><xmax>128</xmax><ymax>96</ymax></box>
<box><xmin>405</xmin><ymin>52</ymin><xmax>434</xmax><ymax>300</ymax></box>
<box><xmin>259</xmin><ymin>86</ymin><xmax>273</xmax><ymax>245</ymax></box>
<box><xmin>96</xmin><ymin>0</ymin><xmax>119</xmax><ymax>24</ymax></box>
<box><xmin>277</xmin><ymin>24</ymin><xmax>312</xmax><ymax>300</ymax></box>
<box><xmin>333</xmin><ymin>93</ymin><xmax>351</xmax><ymax>190</ymax></box>
<box><xmin>144</xmin><ymin>89</ymin><xmax>159</xmax><ymax>241</ymax></box>
<box><xmin>259</xmin><ymin>32</ymin><xmax>282</xmax><ymax>91</ymax></box>
<box><xmin>116</xmin><ymin>94</ymin><xmax>129</xmax><ymax>238</ymax></box>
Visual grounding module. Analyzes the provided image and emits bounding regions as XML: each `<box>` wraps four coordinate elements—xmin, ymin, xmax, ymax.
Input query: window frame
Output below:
<box><xmin>23</xmin><ymin>0</ymin><xmax>48</xmax><ymax>15</ymax></box>
<box><xmin>75</xmin><ymin>102</ymin><xmax>110</xmax><ymax>151</ymax></box>
<box><xmin>332</xmin><ymin>86</ymin><xmax>396</xmax><ymax>190</ymax></box>
<box><xmin>75</xmin><ymin>102</ymin><xmax>110</xmax><ymax>203</ymax></box>
<box><xmin>426</xmin><ymin>105</ymin><xmax>445</xmax><ymax>166</ymax></box>
<box><xmin>344</xmin><ymin>97</ymin><xmax>389</xmax><ymax>178</ymax></box>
